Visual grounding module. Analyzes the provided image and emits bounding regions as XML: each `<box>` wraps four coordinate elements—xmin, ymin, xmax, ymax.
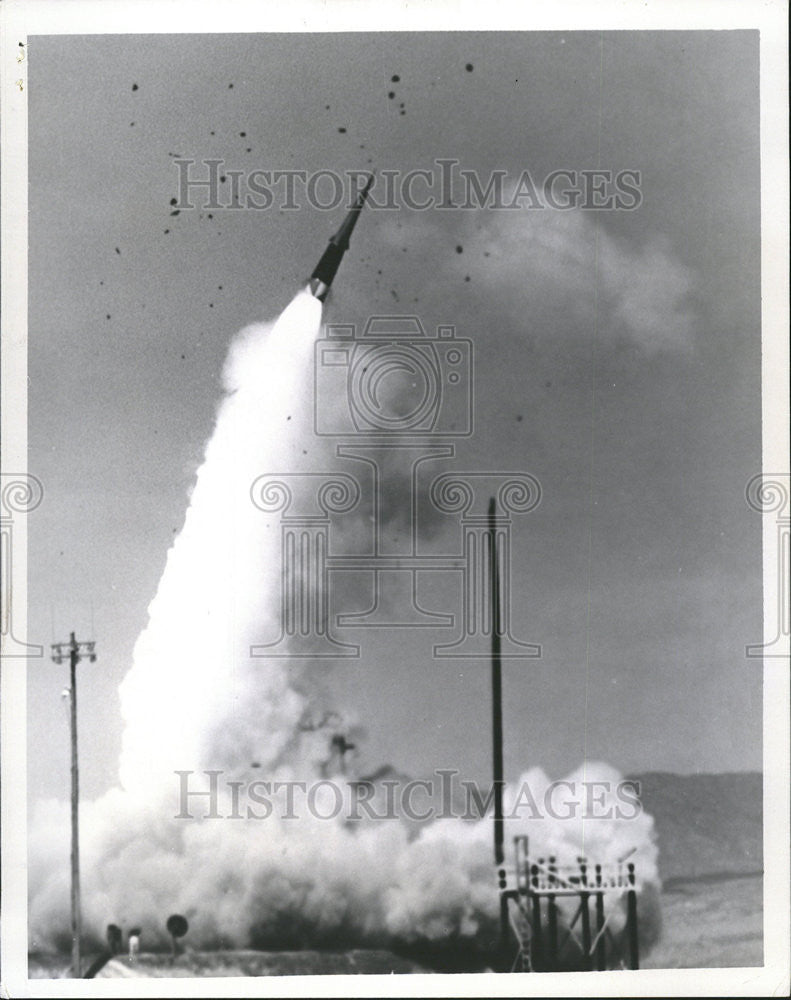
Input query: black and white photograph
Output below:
<box><xmin>1</xmin><ymin>1</ymin><xmax>788</xmax><ymax>995</ymax></box>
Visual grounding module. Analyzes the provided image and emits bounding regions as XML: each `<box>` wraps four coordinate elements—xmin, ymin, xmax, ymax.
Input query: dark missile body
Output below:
<box><xmin>309</xmin><ymin>174</ymin><xmax>374</xmax><ymax>301</ymax></box>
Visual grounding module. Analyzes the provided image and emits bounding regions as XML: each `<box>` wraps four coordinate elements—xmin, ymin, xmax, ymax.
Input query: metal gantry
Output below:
<box><xmin>500</xmin><ymin>835</ymin><xmax>640</xmax><ymax>972</ymax></box>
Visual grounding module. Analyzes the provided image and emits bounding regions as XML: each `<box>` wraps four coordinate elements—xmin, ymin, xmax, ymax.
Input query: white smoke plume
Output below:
<box><xmin>381</xmin><ymin>198</ymin><xmax>696</xmax><ymax>354</ymax></box>
<box><xmin>30</xmin><ymin>276</ymin><xmax>663</xmax><ymax>965</ymax></box>
<box><xmin>116</xmin><ymin>290</ymin><xmax>328</xmax><ymax>797</ymax></box>
<box><xmin>468</xmin><ymin>214</ymin><xmax>695</xmax><ymax>353</ymax></box>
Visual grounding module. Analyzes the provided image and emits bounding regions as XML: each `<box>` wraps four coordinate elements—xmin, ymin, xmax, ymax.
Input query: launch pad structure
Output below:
<box><xmin>497</xmin><ymin>836</ymin><xmax>640</xmax><ymax>972</ymax></box>
<box><xmin>485</xmin><ymin>500</ymin><xmax>640</xmax><ymax>973</ymax></box>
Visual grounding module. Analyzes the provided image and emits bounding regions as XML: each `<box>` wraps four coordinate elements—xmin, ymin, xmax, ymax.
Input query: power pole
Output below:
<box><xmin>489</xmin><ymin>497</ymin><xmax>510</xmax><ymax>965</ymax></box>
<box><xmin>488</xmin><ymin>497</ymin><xmax>504</xmax><ymax>868</ymax></box>
<box><xmin>51</xmin><ymin>632</ymin><xmax>96</xmax><ymax>979</ymax></box>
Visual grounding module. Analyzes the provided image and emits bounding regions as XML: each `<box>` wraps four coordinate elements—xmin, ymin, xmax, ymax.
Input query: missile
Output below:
<box><xmin>309</xmin><ymin>174</ymin><xmax>374</xmax><ymax>301</ymax></box>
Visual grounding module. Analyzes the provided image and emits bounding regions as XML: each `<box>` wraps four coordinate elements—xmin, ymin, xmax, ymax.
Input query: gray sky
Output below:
<box><xmin>27</xmin><ymin>30</ymin><xmax>762</xmax><ymax>804</ymax></box>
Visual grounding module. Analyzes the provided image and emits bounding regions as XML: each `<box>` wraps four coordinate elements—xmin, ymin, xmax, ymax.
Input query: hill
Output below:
<box><xmin>630</xmin><ymin>771</ymin><xmax>762</xmax><ymax>882</ymax></box>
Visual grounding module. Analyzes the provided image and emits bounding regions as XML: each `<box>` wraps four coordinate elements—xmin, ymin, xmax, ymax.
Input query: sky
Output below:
<box><xmin>26</xmin><ymin>29</ymin><xmax>763</xmax><ymax>807</ymax></box>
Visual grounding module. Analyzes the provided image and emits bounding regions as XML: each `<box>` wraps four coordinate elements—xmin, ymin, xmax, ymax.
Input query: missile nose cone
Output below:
<box><xmin>309</xmin><ymin>173</ymin><xmax>374</xmax><ymax>301</ymax></box>
<box><xmin>359</xmin><ymin>173</ymin><xmax>375</xmax><ymax>200</ymax></box>
<box><xmin>329</xmin><ymin>173</ymin><xmax>375</xmax><ymax>249</ymax></box>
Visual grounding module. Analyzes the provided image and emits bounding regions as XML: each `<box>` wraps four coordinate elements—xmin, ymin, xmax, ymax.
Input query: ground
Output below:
<box><xmin>643</xmin><ymin>874</ymin><xmax>763</xmax><ymax>969</ymax></box>
<box><xmin>28</xmin><ymin>874</ymin><xmax>764</xmax><ymax>978</ymax></box>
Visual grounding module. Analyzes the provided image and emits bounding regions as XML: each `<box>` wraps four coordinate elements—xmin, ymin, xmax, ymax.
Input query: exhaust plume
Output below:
<box><xmin>31</xmin><ymin>217</ymin><xmax>668</xmax><ymax>962</ymax></box>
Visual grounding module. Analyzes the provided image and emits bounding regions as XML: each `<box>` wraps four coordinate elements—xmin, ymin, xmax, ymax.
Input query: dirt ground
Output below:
<box><xmin>643</xmin><ymin>873</ymin><xmax>763</xmax><ymax>969</ymax></box>
<box><xmin>28</xmin><ymin>873</ymin><xmax>764</xmax><ymax>978</ymax></box>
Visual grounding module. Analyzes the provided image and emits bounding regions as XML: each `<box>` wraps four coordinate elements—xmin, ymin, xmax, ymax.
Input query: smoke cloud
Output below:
<box><xmin>381</xmin><ymin>201</ymin><xmax>696</xmax><ymax>353</ymax></box>
<box><xmin>30</xmin><ymin>270</ymin><xmax>664</xmax><ymax>965</ymax></box>
<box><xmin>117</xmin><ymin>290</ymin><xmax>331</xmax><ymax>796</ymax></box>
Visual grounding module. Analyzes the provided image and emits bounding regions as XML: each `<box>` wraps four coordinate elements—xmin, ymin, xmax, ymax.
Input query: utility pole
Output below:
<box><xmin>489</xmin><ymin>497</ymin><xmax>510</xmax><ymax>964</ymax></box>
<box><xmin>51</xmin><ymin>632</ymin><xmax>96</xmax><ymax>979</ymax></box>
<box><xmin>488</xmin><ymin>497</ymin><xmax>504</xmax><ymax>867</ymax></box>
